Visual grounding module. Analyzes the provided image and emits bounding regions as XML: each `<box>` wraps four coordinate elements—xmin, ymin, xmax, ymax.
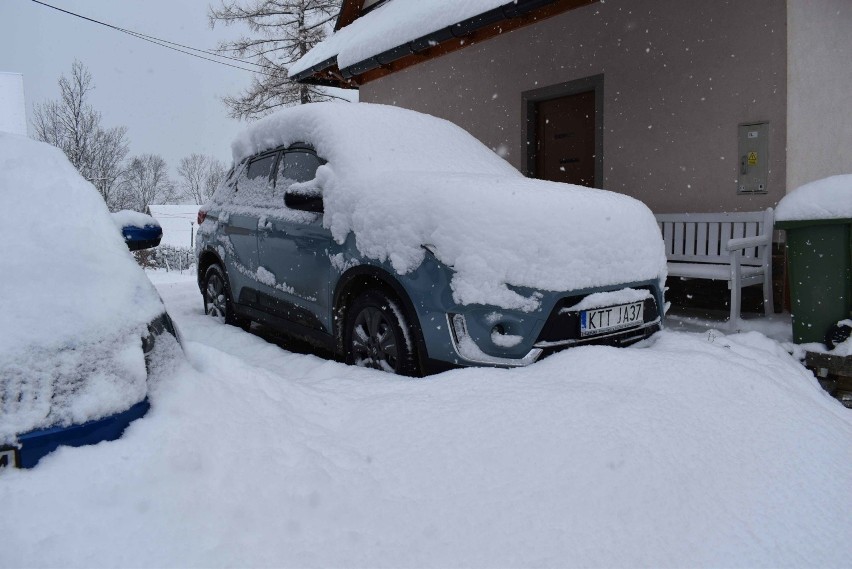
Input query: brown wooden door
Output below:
<box><xmin>535</xmin><ymin>91</ymin><xmax>596</xmax><ymax>187</ymax></box>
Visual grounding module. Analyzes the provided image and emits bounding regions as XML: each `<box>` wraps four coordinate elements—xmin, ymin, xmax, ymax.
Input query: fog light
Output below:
<box><xmin>451</xmin><ymin>313</ymin><xmax>468</xmax><ymax>342</ymax></box>
<box><xmin>490</xmin><ymin>323</ymin><xmax>524</xmax><ymax>348</ymax></box>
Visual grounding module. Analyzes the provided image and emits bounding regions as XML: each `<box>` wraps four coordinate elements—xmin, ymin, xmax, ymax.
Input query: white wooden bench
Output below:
<box><xmin>655</xmin><ymin>208</ymin><xmax>775</xmax><ymax>326</ymax></box>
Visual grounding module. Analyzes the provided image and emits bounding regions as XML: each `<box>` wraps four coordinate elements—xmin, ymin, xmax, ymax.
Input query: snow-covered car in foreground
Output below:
<box><xmin>0</xmin><ymin>133</ymin><xmax>181</xmax><ymax>469</ymax></box>
<box><xmin>197</xmin><ymin>103</ymin><xmax>667</xmax><ymax>375</ymax></box>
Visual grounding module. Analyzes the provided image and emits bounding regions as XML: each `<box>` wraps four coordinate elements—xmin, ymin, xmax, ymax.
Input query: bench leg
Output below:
<box><xmin>763</xmin><ymin>272</ymin><xmax>774</xmax><ymax>316</ymax></box>
<box><xmin>729</xmin><ymin>287</ymin><xmax>741</xmax><ymax>331</ymax></box>
<box><xmin>730</xmin><ymin>256</ymin><xmax>742</xmax><ymax>330</ymax></box>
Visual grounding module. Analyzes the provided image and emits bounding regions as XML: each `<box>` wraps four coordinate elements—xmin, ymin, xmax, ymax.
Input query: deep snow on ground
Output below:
<box><xmin>2</xmin><ymin>270</ymin><xmax>851</xmax><ymax>568</ymax></box>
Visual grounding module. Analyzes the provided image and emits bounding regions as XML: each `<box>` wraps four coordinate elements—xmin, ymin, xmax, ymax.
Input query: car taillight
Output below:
<box><xmin>197</xmin><ymin>209</ymin><xmax>207</xmax><ymax>225</ymax></box>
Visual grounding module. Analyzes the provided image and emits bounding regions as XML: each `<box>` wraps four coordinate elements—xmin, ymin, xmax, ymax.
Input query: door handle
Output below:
<box><xmin>740</xmin><ymin>155</ymin><xmax>748</xmax><ymax>175</ymax></box>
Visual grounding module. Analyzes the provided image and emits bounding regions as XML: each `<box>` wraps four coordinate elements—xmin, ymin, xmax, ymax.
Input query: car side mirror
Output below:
<box><xmin>285</xmin><ymin>191</ymin><xmax>324</xmax><ymax>214</ymax></box>
<box><xmin>112</xmin><ymin>211</ymin><xmax>163</xmax><ymax>250</ymax></box>
<box><xmin>122</xmin><ymin>225</ymin><xmax>163</xmax><ymax>251</ymax></box>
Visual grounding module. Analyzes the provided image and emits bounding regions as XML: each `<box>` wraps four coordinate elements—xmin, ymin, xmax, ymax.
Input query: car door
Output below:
<box><xmin>223</xmin><ymin>152</ymin><xmax>278</xmax><ymax>303</ymax></box>
<box><xmin>257</xmin><ymin>147</ymin><xmax>336</xmax><ymax>332</ymax></box>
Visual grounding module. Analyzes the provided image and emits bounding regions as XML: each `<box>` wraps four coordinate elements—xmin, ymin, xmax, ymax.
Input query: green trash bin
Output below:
<box><xmin>775</xmin><ymin>217</ymin><xmax>852</xmax><ymax>344</ymax></box>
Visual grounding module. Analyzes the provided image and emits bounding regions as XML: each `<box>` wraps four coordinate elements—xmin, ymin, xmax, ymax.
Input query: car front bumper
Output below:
<box><xmin>1</xmin><ymin>399</ymin><xmax>150</xmax><ymax>469</ymax></box>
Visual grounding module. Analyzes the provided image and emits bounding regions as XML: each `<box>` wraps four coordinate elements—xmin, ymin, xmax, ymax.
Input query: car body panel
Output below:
<box><xmin>2</xmin><ymin>399</ymin><xmax>151</xmax><ymax>469</ymax></box>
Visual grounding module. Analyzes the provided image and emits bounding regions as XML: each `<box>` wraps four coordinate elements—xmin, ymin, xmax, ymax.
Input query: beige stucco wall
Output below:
<box><xmin>360</xmin><ymin>0</ymin><xmax>788</xmax><ymax>214</ymax></box>
<box><xmin>787</xmin><ymin>0</ymin><xmax>852</xmax><ymax>193</ymax></box>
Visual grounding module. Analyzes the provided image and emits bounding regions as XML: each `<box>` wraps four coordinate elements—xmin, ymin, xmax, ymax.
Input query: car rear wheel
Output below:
<box><xmin>203</xmin><ymin>264</ymin><xmax>250</xmax><ymax>330</ymax></box>
<box><xmin>344</xmin><ymin>290</ymin><xmax>419</xmax><ymax>376</ymax></box>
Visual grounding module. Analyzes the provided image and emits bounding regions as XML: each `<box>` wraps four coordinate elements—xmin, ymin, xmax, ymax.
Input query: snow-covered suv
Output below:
<box><xmin>196</xmin><ymin>103</ymin><xmax>666</xmax><ymax>375</ymax></box>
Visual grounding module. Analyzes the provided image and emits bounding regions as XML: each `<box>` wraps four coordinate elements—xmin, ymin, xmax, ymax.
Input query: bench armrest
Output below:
<box><xmin>725</xmin><ymin>234</ymin><xmax>770</xmax><ymax>251</ymax></box>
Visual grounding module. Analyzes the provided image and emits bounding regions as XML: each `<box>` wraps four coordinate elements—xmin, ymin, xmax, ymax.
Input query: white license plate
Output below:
<box><xmin>0</xmin><ymin>447</ymin><xmax>18</xmax><ymax>469</ymax></box>
<box><xmin>580</xmin><ymin>302</ymin><xmax>644</xmax><ymax>337</ymax></box>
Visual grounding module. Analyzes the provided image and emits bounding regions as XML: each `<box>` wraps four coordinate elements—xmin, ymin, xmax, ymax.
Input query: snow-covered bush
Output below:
<box><xmin>136</xmin><ymin>244</ymin><xmax>195</xmax><ymax>272</ymax></box>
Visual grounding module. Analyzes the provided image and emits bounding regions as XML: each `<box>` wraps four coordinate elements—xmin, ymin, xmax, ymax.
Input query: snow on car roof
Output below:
<box><xmin>775</xmin><ymin>174</ymin><xmax>852</xmax><ymax>221</ymax></box>
<box><xmin>231</xmin><ymin>101</ymin><xmax>519</xmax><ymax>177</ymax></box>
<box><xmin>230</xmin><ymin>103</ymin><xmax>667</xmax><ymax>311</ymax></box>
<box><xmin>289</xmin><ymin>0</ymin><xmax>512</xmax><ymax>76</ymax></box>
<box><xmin>0</xmin><ymin>133</ymin><xmax>165</xmax><ymax>443</ymax></box>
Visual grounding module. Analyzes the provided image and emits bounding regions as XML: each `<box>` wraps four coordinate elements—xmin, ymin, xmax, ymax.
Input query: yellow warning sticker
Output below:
<box><xmin>748</xmin><ymin>151</ymin><xmax>758</xmax><ymax>166</ymax></box>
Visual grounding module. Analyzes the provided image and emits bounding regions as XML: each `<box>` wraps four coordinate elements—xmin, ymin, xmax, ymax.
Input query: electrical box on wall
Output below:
<box><xmin>737</xmin><ymin>122</ymin><xmax>769</xmax><ymax>194</ymax></box>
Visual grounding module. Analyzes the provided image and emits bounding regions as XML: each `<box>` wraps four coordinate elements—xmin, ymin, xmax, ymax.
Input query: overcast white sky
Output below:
<box><xmin>0</xmin><ymin>0</ymin><xmax>275</xmax><ymax>169</ymax></box>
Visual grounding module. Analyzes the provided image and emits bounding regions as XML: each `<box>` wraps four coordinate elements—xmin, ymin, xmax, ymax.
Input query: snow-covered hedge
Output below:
<box><xmin>135</xmin><ymin>245</ymin><xmax>195</xmax><ymax>272</ymax></box>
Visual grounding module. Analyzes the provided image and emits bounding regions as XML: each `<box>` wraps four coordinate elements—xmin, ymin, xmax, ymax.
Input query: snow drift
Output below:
<box><xmin>2</xmin><ymin>276</ymin><xmax>850</xmax><ymax>567</ymax></box>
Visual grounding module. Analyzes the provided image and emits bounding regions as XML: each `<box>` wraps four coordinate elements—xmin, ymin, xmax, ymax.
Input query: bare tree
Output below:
<box><xmin>177</xmin><ymin>154</ymin><xmax>208</xmax><ymax>204</ymax></box>
<box><xmin>204</xmin><ymin>158</ymin><xmax>227</xmax><ymax>202</ymax></box>
<box><xmin>209</xmin><ymin>0</ymin><xmax>342</xmax><ymax>119</ymax></box>
<box><xmin>32</xmin><ymin>61</ymin><xmax>130</xmax><ymax>210</ymax></box>
<box><xmin>178</xmin><ymin>154</ymin><xmax>228</xmax><ymax>204</ymax></box>
<box><xmin>88</xmin><ymin>126</ymin><xmax>130</xmax><ymax>208</ymax></box>
<box><xmin>119</xmin><ymin>154</ymin><xmax>177</xmax><ymax>212</ymax></box>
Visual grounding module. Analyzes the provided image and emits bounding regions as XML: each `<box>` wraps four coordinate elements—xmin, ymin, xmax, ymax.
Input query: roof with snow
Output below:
<box><xmin>290</xmin><ymin>0</ymin><xmax>595</xmax><ymax>87</ymax></box>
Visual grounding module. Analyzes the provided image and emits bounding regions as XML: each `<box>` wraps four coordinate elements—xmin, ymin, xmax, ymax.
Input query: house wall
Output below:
<box><xmin>787</xmin><ymin>0</ymin><xmax>852</xmax><ymax>193</ymax></box>
<box><xmin>360</xmin><ymin>0</ymin><xmax>788</xmax><ymax>214</ymax></box>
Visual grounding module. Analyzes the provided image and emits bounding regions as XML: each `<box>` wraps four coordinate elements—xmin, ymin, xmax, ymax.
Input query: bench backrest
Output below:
<box><xmin>655</xmin><ymin>208</ymin><xmax>774</xmax><ymax>266</ymax></box>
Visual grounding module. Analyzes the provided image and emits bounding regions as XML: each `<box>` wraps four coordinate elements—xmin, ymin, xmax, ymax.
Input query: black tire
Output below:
<box><xmin>203</xmin><ymin>264</ymin><xmax>251</xmax><ymax>330</ymax></box>
<box><xmin>344</xmin><ymin>290</ymin><xmax>420</xmax><ymax>376</ymax></box>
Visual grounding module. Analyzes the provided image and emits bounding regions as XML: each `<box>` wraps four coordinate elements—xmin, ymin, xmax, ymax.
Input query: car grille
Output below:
<box><xmin>535</xmin><ymin>286</ymin><xmax>660</xmax><ymax>350</ymax></box>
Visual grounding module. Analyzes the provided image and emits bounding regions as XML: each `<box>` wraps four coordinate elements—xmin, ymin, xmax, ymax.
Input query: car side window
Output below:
<box><xmin>234</xmin><ymin>153</ymin><xmax>278</xmax><ymax>207</ymax></box>
<box><xmin>276</xmin><ymin>151</ymin><xmax>323</xmax><ymax>189</ymax></box>
<box><xmin>210</xmin><ymin>162</ymin><xmax>242</xmax><ymax>204</ymax></box>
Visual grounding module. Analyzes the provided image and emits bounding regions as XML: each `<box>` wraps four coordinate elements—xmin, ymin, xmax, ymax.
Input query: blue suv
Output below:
<box><xmin>196</xmin><ymin>103</ymin><xmax>665</xmax><ymax>375</ymax></box>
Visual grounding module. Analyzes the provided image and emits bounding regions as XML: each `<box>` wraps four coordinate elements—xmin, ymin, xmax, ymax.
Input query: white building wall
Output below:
<box><xmin>787</xmin><ymin>0</ymin><xmax>852</xmax><ymax>192</ymax></box>
<box><xmin>0</xmin><ymin>72</ymin><xmax>27</xmax><ymax>136</ymax></box>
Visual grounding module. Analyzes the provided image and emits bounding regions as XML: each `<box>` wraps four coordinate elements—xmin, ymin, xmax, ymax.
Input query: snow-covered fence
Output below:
<box><xmin>135</xmin><ymin>244</ymin><xmax>195</xmax><ymax>272</ymax></box>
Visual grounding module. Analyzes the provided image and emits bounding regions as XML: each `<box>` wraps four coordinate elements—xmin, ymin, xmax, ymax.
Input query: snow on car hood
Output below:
<box><xmin>0</xmin><ymin>133</ymin><xmax>165</xmax><ymax>443</ymax></box>
<box><xmin>323</xmin><ymin>170</ymin><xmax>667</xmax><ymax>311</ymax></box>
<box><xmin>232</xmin><ymin>103</ymin><xmax>667</xmax><ymax>311</ymax></box>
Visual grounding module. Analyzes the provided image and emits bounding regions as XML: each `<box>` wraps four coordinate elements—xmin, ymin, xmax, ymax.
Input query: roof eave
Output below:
<box><xmin>296</xmin><ymin>0</ymin><xmax>596</xmax><ymax>88</ymax></box>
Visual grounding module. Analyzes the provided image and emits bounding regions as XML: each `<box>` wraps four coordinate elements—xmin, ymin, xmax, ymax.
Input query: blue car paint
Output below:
<box><xmin>9</xmin><ymin>399</ymin><xmax>150</xmax><ymax>469</ymax></box>
<box><xmin>121</xmin><ymin>224</ymin><xmax>163</xmax><ymax>251</ymax></box>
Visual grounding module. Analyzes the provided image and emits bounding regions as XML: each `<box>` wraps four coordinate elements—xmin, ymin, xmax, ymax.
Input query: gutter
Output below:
<box><xmin>291</xmin><ymin>0</ymin><xmax>561</xmax><ymax>84</ymax></box>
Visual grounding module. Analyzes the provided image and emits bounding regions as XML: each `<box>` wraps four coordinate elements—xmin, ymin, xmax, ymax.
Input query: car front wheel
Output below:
<box><xmin>344</xmin><ymin>290</ymin><xmax>419</xmax><ymax>376</ymax></box>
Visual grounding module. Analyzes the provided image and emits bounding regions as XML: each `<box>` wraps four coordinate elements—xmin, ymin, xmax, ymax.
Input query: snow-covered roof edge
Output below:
<box><xmin>290</xmin><ymin>0</ymin><xmax>592</xmax><ymax>85</ymax></box>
